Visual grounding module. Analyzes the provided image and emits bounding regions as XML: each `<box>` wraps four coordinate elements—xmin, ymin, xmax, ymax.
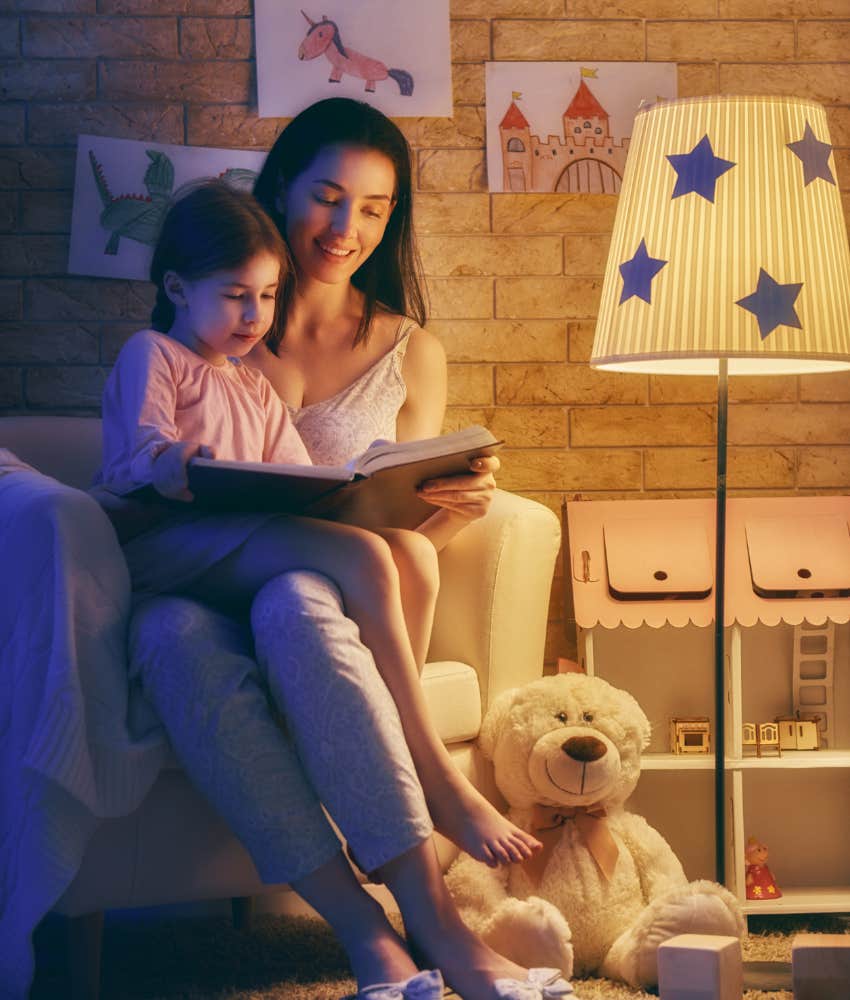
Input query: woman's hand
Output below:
<box><xmin>416</xmin><ymin>453</ymin><xmax>500</xmax><ymax>522</ymax></box>
<box><xmin>152</xmin><ymin>441</ymin><xmax>214</xmax><ymax>501</ymax></box>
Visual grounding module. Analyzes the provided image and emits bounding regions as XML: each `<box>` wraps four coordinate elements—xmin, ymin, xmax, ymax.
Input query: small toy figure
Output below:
<box><xmin>745</xmin><ymin>836</ymin><xmax>782</xmax><ymax>900</ymax></box>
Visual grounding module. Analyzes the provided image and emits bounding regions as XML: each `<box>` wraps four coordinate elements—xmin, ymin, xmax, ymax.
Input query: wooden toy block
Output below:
<box><xmin>792</xmin><ymin>933</ymin><xmax>850</xmax><ymax>1000</ymax></box>
<box><xmin>657</xmin><ymin>934</ymin><xmax>743</xmax><ymax>1000</ymax></box>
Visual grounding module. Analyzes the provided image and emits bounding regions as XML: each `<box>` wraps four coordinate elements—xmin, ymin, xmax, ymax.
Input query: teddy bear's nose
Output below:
<box><xmin>562</xmin><ymin>735</ymin><xmax>607</xmax><ymax>762</ymax></box>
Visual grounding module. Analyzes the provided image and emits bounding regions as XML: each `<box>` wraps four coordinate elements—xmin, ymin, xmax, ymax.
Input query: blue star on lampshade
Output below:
<box><xmin>618</xmin><ymin>238</ymin><xmax>667</xmax><ymax>304</ymax></box>
<box><xmin>787</xmin><ymin>120</ymin><xmax>836</xmax><ymax>186</ymax></box>
<box><xmin>736</xmin><ymin>268</ymin><xmax>803</xmax><ymax>340</ymax></box>
<box><xmin>666</xmin><ymin>134</ymin><xmax>736</xmax><ymax>203</ymax></box>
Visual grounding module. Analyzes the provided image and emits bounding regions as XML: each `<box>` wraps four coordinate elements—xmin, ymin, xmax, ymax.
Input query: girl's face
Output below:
<box><xmin>167</xmin><ymin>252</ymin><xmax>281</xmax><ymax>365</ymax></box>
<box><xmin>279</xmin><ymin>144</ymin><xmax>396</xmax><ymax>286</ymax></box>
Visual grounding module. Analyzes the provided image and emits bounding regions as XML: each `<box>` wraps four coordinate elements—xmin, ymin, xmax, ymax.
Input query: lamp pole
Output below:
<box><xmin>714</xmin><ymin>357</ymin><xmax>728</xmax><ymax>884</ymax></box>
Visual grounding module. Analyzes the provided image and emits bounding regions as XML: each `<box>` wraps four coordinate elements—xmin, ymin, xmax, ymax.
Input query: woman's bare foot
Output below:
<box><xmin>291</xmin><ymin>852</ymin><xmax>419</xmax><ymax>990</ymax></box>
<box><xmin>425</xmin><ymin>766</ymin><xmax>541</xmax><ymax>867</ymax></box>
<box><xmin>378</xmin><ymin>841</ymin><xmax>566</xmax><ymax>1000</ymax></box>
<box><xmin>413</xmin><ymin>918</ymin><xmax>534</xmax><ymax>1000</ymax></box>
<box><xmin>342</xmin><ymin>918</ymin><xmax>419</xmax><ymax>990</ymax></box>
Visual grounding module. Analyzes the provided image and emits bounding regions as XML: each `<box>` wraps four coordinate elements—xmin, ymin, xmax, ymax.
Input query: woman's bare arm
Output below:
<box><xmin>398</xmin><ymin>326</ymin><xmax>501</xmax><ymax>551</ymax></box>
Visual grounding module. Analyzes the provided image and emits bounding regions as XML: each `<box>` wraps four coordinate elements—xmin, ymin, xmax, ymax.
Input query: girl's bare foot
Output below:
<box><xmin>425</xmin><ymin>767</ymin><xmax>541</xmax><ymax>867</ymax></box>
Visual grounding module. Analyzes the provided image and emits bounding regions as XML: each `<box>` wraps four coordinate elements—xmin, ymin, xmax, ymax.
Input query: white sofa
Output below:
<box><xmin>0</xmin><ymin>414</ymin><xmax>561</xmax><ymax>1000</ymax></box>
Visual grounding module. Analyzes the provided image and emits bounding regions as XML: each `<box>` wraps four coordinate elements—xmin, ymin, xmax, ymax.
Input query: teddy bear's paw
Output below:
<box><xmin>598</xmin><ymin>928</ymin><xmax>645</xmax><ymax>988</ymax></box>
<box><xmin>687</xmin><ymin>878</ymin><xmax>746</xmax><ymax>937</ymax></box>
<box><xmin>484</xmin><ymin>897</ymin><xmax>574</xmax><ymax>978</ymax></box>
<box><xmin>602</xmin><ymin>884</ymin><xmax>744</xmax><ymax>988</ymax></box>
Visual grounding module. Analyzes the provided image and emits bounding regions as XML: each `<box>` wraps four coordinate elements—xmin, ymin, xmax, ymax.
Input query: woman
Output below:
<box><xmin>132</xmin><ymin>99</ymin><xmax>568</xmax><ymax>1000</ymax></box>
<box><xmin>248</xmin><ymin>97</ymin><xmax>540</xmax><ymax>867</ymax></box>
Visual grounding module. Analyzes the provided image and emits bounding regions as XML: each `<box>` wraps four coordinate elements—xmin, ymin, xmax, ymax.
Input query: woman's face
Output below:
<box><xmin>278</xmin><ymin>143</ymin><xmax>397</xmax><ymax>286</ymax></box>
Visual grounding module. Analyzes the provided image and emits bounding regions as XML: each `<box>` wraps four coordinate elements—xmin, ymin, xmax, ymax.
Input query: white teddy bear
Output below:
<box><xmin>446</xmin><ymin>672</ymin><xmax>744</xmax><ymax>988</ymax></box>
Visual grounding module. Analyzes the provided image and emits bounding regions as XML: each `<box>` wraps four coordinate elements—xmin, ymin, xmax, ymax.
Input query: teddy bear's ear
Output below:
<box><xmin>477</xmin><ymin>687</ymin><xmax>518</xmax><ymax>759</ymax></box>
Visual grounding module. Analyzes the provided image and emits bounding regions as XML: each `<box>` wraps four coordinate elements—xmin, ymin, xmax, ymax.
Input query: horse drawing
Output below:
<box><xmin>298</xmin><ymin>11</ymin><xmax>414</xmax><ymax>96</ymax></box>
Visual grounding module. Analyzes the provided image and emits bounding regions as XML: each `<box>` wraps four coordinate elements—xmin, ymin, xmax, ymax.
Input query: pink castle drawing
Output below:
<box><xmin>499</xmin><ymin>80</ymin><xmax>629</xmax><ymax>194</ymax></box>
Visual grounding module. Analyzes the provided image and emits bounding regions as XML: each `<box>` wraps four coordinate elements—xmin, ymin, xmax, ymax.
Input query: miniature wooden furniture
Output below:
<box><xmin>743</xmin><ymin>722</ymin><xmax>782</xmax><ymax>758</ymax></box>
<box><xmin>756</xmin><ymin>722</ymin><xmax>781</xmax><ymax>757</ymax></box>
<box><xmin>670</xmin><ymin>717</ymin><xmax>711</xmax><ymax>754</ymax></box>
<box><xmin>657</xmin><ymin>934</ymin><xmax>743</xmax><ymax>1000</ymax></box>
<box><xmin>565</xmin><ymin>496</ymin><xmax>850</xmax><ymax>923</ymax></box>
<box><xmin>791</xmin><ymin>933</ymin><xmax>850</xmax><ymax>1000</ymax></box>
<box><xmin>776</xmin><ymin>717</ymin><xmax>819</xmax><ymax>751</ymax></box>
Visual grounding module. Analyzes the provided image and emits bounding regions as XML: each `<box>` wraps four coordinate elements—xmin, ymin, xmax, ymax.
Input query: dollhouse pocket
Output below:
<box><xmin>602</xmin><ymin>516</ymin><xmax>713</xmax><ymax>601</ymax></box>
<box><xmin>744</xmin><ymin>515</ymin><xmax>850</xmax><ymax>599</ymax></box>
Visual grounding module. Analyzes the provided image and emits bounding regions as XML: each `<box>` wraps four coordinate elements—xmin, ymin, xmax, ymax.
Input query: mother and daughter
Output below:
<box><xmin>99</xmin><ymin>98</ymin><xmax>573</xmax><ymax>1000</ymax></box>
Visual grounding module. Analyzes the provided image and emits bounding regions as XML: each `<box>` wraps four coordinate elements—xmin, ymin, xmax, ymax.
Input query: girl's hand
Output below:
<box><xmin>416</xmin><ymin>453</ymin><xmax>500</xmax><ymax>522</ymax></box>
<box><xmin>152</xmin><ymin>442</ymin><xmax>214</xmax><ymax>501</ymax></box>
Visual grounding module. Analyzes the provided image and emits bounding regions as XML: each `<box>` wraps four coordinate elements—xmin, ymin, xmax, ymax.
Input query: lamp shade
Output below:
<box><xmin>591</xmin><ymin>95</ymin><xmax>850</xmax><ymax>374</ymax></box>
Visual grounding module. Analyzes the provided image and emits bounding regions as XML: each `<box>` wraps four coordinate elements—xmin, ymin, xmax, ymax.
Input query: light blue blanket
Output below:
<box><xmin>0</xmin><ymin>452</ymin><xmax>167</xmax><ymax>998</ymax></box>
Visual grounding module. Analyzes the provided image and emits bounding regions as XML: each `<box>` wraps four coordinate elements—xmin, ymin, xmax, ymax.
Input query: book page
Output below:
<box><xmin>352</xmin><ymin>425</ymin><xmax>500</xmax><ymax>476</ymax></box>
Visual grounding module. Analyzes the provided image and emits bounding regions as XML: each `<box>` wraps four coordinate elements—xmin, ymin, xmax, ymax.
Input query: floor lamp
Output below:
<box><xmin>590</xmin><ymin>95</ymin><xmax>850</xmax><ymax>884</ymax></box>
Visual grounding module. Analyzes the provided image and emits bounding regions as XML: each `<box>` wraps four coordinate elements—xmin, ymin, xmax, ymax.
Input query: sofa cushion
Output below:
<box><xmin>421</xmin><ymin>659</ymin><xmax>482</xmax><ymax>745</ymax></box>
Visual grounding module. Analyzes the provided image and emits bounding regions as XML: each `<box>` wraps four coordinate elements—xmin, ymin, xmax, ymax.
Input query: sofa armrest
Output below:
<box><xmin>0</xmin><ymin>415</ymin><xmax>103</xmax><ymax>490</ymax></box>
<box><xmin>428</xmin><ymin>489</ymin><xmax>561</xmax><ymax>710</ymax></box>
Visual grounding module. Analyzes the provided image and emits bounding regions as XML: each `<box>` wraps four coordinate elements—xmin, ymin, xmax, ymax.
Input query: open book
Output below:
<box><xmin>186</xmin><ymin>425</ymin><xmax>502</xmax><ymax>530</ymax></box>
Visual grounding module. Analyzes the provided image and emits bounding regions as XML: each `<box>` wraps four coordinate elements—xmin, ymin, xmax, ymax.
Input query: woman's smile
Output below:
<box><xmin>317</xmin><ymin>240</ymin><xmax>355</xmax><ymax>258</ymax></box>
<box><xmin>282</xmin><ymin>144</ymin><xmax>396</xmax><ymax>284</ymax></box>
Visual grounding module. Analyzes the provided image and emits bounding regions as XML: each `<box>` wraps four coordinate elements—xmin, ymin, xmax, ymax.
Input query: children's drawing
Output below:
<box><xmin>90</xmin><ymin>148</ymin><xmax>257</xmax><ymax>256</ymax></box>
<box><xmin>90</xmin><ymin>149</ymin><xmax>169</xmax><ymax>255</ymax></box>
<box><xmin>298</xmin><ymin>11</ymin><xmax>413</xmax><ymax>96</ymax></box>
<box><xmin>485</xmin><ymin>63</ymin><xmax>677</xmax><ymax>194</ymax></box>
<box><xmin>69</xmin><ymin>135</ymin><xmax>266</xmax><ymax>281</ymax></box>
<box><xmin>255</xmin><ymin>1</ymin><xmax>451</xmax><ymax>118</ymax></box>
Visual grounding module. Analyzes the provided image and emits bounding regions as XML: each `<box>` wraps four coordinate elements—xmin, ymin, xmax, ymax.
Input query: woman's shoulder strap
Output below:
<box><xmin>392</xmin><ymin>314</ymin><xmax>421</xmax><ymax>356</ymax></box>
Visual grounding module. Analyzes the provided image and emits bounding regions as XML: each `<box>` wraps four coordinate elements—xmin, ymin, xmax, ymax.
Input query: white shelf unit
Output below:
<box><xmin>567</xmin><ymin>496</ymin><xmax>850</xmax><ymax>922</ymax></box>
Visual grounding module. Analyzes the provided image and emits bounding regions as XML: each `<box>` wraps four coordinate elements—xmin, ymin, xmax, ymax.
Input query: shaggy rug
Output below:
<box><xmin>32</xmin><ymin>912</ymin><xmax>848</xmax><ymax>999</ymax></box>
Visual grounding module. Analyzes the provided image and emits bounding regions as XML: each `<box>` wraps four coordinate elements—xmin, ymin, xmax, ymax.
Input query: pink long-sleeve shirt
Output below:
<box><xmin>98</xmin><ymin>329</ymin><xmax>311</xmax><ymax>493</ymax></box>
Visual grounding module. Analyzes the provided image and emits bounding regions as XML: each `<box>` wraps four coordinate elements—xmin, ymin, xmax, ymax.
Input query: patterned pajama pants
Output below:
<box><xmin>128</xmin><ymin>571</ymin><xmax>433</xmax><ymax>885</ymax></box>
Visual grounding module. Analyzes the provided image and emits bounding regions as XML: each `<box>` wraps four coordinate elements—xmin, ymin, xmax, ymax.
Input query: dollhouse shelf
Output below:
<box><xmin>740</xmin><ymin>886</ymin><xmax>850</xmax><ymax>916</ymax></box>
<box><xmin>566</xmin><ymin>496</ymin><xmax>850</xmax><ymax>922</ymax></box>
<box><xmin>641</xmin><ymin>750</ymin><xmax>850</xmax><ymax>771</ymax></box>
<box><xmin>730</xmin><ymin>749</ymin><xmax>850</xmax><ymax>770</ymax></box>
<box><xmin>641</xmin><ymin>753</ymin><xmax>715</xmax><ymax>770</ymax></box>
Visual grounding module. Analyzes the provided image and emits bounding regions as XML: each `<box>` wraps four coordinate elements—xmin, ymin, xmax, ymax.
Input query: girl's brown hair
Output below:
<box><xmin>149</xmin><ymin>180</ymin><xmax>291</xmax><ymax>332</ymax></box>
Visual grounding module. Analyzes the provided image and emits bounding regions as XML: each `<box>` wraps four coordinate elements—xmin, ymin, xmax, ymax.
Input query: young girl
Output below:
<box><xmin>97</xmin><ymin>180</ymin><xmax>539</xmax><ymax>872</ymax></box>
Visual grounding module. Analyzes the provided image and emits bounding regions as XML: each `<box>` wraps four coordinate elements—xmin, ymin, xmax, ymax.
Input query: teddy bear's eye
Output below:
<box><xmin>555</xmin><ymin>711</ymin><xmax>568</xmax><ymax>723</ymax></box>
<box><xmin>582</xmin><ymin>711</ymin><xmax>594</xmax><ymax>723</ymax></box>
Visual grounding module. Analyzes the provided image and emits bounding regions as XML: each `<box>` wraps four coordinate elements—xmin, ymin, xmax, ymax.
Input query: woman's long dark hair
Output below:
<box><xmin>149</xmin><ymin>180</ymin><xmax>291</xmax><ymax>332</ymax></box>
<box><xmin>253</xmin><ymin>97</ymin><xmax>427</xmax><ymax>350</ymax></box>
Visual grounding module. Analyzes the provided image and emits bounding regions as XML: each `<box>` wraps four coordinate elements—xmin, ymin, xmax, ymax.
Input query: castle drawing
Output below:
<box><xmin>499</xmin><ymin>79</ymin><xmax>629</xmax><ymax>194</ymax></box>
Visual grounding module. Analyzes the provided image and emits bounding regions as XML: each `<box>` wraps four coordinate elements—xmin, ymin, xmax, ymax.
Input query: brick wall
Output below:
<box><xmin>2</xmin><ymin>1</ymin><xmax>849</xmax><ymax>661</ymax></box>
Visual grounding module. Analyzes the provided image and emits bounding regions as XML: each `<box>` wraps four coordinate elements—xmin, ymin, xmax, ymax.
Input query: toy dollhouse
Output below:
<box><xmin>565</xmin><ymin>495</ymin><xmax>850</xmax><ymax>919</ymax></box>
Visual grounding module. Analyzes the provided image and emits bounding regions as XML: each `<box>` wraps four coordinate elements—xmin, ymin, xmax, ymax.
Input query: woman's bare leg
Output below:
<box><xmin>192</xmin><ymin>516</ymin><xmax>539</xmax><ymax>866</ymax></box>
<box><xmin>291</xmin><ymin>852</ymin><xmax>419</xmax><ymax>990</ymax></box>
<box><xmin>377</xmin><ymin>840</ymin><xmax>533</xmax><ymax>1000</ymax></box>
